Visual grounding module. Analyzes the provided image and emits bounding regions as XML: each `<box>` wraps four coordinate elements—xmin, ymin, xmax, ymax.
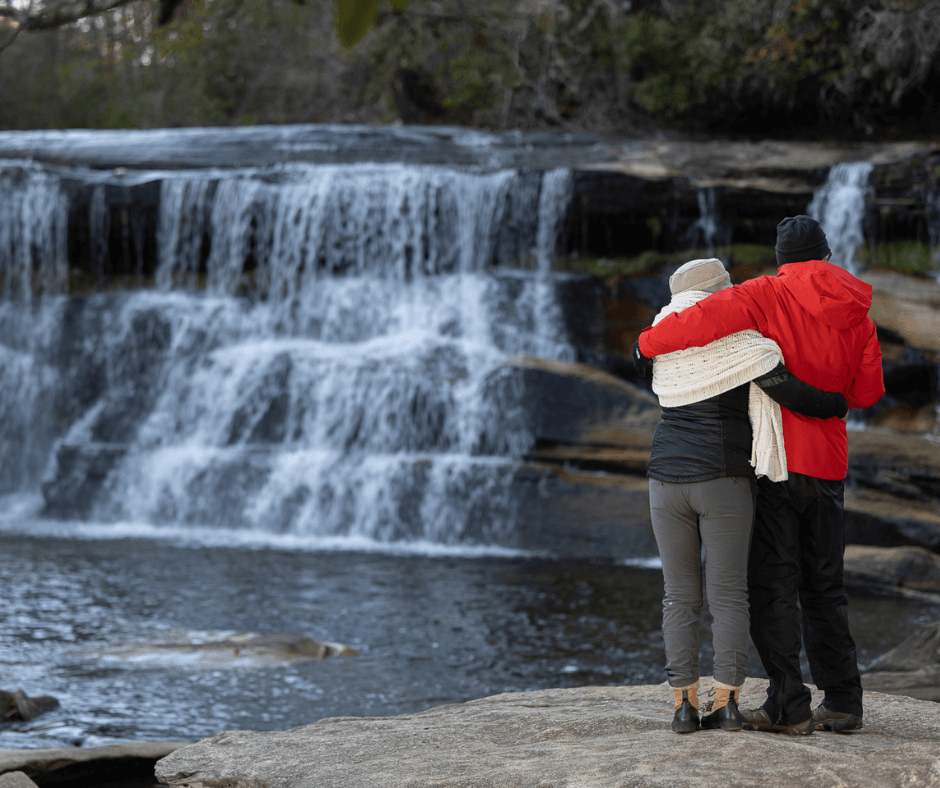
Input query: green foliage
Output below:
<box><xmin>2</xmin><ymin>0</ymin><xmax>938</xmax><ymax>134</ymax></box>
<box><xmin>715</xmin><ymin>244</ymin><xmax>777</xmax><ymax>268</ymax></box>
<box><xmin>335</xmin><ymin>0</ymin><xmax>409</xmax><ymax>48</ymax></box>
<box><xmin>864</xmin><ymin>241</ymin><xmax>938</xmax><ymax>275</ymax></box>
<box><xmin>557</xmin><ymin>244</ymin><xmax>779</xmax><ymax>281</ymax></box>
<box><xmin>557</xmin><ymin>253</ymin><xmax>667</xmax><ymax>278</ymax></box>
<box><xmin>616</xmin><ymin>12</ymin><xmax>697</xmax><ymax>117</ymax></box>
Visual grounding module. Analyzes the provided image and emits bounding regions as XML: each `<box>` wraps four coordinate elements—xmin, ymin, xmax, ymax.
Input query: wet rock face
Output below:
<box><xmin>863</xmin><ymin>622</ymin><xmax>940</xmax><ymax>702</ymax></box>
<box><xmin>844</xmin><ymin>544</ymin><xmax>940</xmax><ymax>595</ymax></box>
<box><xmin>41</xmin><ymin>443</ymin><xmax>128</xmax><ymax>519</ymax></box>
<box><xmin>63</xmin><ymin>178</ymin><xmax>162</xmax><ymax>280</ymax></box>
<box><xmin>846</xmin><ymin>431</ymin><xmax>940</xmax><ymax>507</ymax></box>
<box><xmin>858</xmin><ymin>271</ymin><xmax>940</xmax><ymax>434</ymax></box>
<box><xmin>4</xmin><ymin>135</ymin><xmax>937</xmax><ymax>280</ymax></box>
<box><xmin>843</xmin><ymin>432</ymin><xmax>940</xmax><ymax>555</ymax></box>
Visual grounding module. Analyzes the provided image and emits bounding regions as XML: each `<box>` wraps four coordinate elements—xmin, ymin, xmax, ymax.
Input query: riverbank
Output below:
<box><xmin>153</xmin><ymin>678</ymin><xmax>940</xmax><ymax>788</ymax></box>
<box><xmin>4</xmin><ymin>679</ymin><xmax>937</xmax><ymax>788</ymax></box>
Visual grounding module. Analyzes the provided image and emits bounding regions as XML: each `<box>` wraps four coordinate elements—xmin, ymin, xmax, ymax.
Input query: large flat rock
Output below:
<box><xmin>156</xmin><ymin>679</ymin><xmax>940</xmax><ymax>788</ymax></box>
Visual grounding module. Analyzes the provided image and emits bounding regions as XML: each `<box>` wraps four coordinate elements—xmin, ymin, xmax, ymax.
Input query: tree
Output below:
<box><xmin>0</xmin><ymin>0</ymin><xmax>403</xmax><ymax>48</ymax></box>
<box><xmin>2</xmin><ymin>0</ymin><xmax>938</xmax><ymax>135</ymax></box>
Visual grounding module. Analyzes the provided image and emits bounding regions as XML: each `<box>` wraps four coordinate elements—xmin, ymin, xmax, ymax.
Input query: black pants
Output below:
<box><xmin>748</xmin><ymin>473</ymin><xmax>862</xmax><ymax>724</ymax></box>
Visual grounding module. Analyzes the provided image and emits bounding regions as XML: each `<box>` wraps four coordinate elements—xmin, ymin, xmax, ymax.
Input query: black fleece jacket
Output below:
<box><xmin>647</xmin><ymin>363</ymin><xmax>848</xmax><ymax>483</ymax></box>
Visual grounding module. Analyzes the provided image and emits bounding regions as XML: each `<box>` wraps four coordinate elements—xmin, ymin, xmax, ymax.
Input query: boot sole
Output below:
<box><xmin>743</xmin><ymin>721</ymin><xmax>813</xmax><ymax>735</ymax></box>
<box><xmin>701</xmin><ymin>718</ymin><xmax>742</xmax><ymax>731</ymax></box>
<box><xmin>816</xmin><ymin>719</ymin><xmax>863</xmax><ymax>733</ymax></box>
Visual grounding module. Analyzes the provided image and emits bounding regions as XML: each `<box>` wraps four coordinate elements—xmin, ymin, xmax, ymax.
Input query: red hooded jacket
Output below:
<box><xmin>637</xmin><ymin>260</ymin><xmax>885</xmax><ymax>480</ymax></box>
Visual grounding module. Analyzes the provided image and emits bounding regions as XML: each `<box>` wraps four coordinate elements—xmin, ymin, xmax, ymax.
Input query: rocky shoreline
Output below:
<box><xmin>5</xmin><ymin>676</ymin><xmax>938</xmax><ymax>788</ymax></box>
<box><xmin>151</xmin><ymin>679</ymin><xmax>940</xmax><ymax>788</ymax></box>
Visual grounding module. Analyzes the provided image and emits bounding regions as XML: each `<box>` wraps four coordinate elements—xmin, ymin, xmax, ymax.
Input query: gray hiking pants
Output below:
<box><xmin>649</xmin><ymin>476</ymin><xmax>755</xmax><ymax>688</ymax></box>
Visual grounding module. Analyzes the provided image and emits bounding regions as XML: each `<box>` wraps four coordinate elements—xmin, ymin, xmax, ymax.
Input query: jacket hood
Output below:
<box><xmin>776</xmin><ymin>260</ymin><xmax>872</xmax><ymax>328</ymax></box>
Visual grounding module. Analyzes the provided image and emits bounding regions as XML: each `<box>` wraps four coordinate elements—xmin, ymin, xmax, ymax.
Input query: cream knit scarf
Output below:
<box><xmin>651</xmin><ymin>290</ymin><xmax>788</xmax><ymax>482</ymax></box>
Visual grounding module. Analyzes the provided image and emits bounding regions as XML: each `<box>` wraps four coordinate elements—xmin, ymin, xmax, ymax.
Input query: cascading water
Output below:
<box><xmin>808</xmin><ymin>161</ymin><xmax>873</xmax><ymax>272</ymax></box>
<box><xmin>0</xmin><ymin>161</ymin><xmax>69</xmax><ymax>299</ymax></box>
<box><xmin>686</xmin><ymin>187</ymin><xmax>724</xmax><ymax>255</ymax></box>
<box><xmin>928</xmin><ymin>189</ymin><xmax>940</xmax><ymax>282</ymax></box>
<box><xmin>0</xmin><ymin>159</ymin><xmax>576</xmax><ymax>550</ymax></box>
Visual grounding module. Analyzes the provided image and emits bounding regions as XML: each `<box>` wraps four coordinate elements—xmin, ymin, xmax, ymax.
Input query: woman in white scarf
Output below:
<box><xmin>643</xmin><ymin>259</ymin><xmax>848</xmax><ymax>734</ymax></box>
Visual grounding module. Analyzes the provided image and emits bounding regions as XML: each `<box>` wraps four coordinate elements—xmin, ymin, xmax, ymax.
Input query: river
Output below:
<box><xmin>0</xmin><ymin>126</ymin><xmax>935</xmax><ymax>749</ymax></box>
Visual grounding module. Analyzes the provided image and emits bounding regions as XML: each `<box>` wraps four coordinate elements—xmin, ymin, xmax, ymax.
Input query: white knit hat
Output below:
<box><xmin>669</xmin><ymin>258</ymin><xmax>732</xmax><ymax>295</ymax></box>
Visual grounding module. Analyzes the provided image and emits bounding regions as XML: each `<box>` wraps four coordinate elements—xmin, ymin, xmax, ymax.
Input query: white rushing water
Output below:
<box><xmin>808</xmin><ymin>161</ymin><xmax>873</xmax><ymax>272</ymax></box>
<box><xmin>0</xmin><ymin>161</ymin><xmax>575</xmax><ymax>551</ymax></box>
<box><xmin>686</xmin><ymin>187</ymin><xmax>724</xmax><ymax>255</ymax></box>
<box><xmin>0</xmin><ymin>161</ymin><xmax>69</xmax><ymax>300</ymax></box>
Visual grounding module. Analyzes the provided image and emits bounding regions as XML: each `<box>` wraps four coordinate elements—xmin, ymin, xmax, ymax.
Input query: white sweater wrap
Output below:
<box><xmin>651</xmin><ymin>290</ymin><xmax>789</xmax><ymax>482</ymax></box>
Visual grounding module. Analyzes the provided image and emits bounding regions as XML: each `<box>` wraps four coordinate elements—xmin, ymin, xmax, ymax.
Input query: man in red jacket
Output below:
<box><xmin>635</xmin><ymin>215</ymin><xmax>884</xmax><ymax>735</ymax></box>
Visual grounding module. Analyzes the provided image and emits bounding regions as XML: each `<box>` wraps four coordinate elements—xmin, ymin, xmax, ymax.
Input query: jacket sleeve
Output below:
<box><xmin>637</xmin><ymin>279</ymin><xmax>771</xmax><ymax>358</ymax></box>
<box><xmin>754</xmin><ymin>363</ymin><xmax>848</xmax><ymax>419</ymax></box>
<box><xmin>845</xmin><ymin>320</ymin><xmax>885</xmax><ymax>408</ymax></box>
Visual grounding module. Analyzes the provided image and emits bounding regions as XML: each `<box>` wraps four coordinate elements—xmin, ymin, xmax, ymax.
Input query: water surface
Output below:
<box><xmin>0</xmin><ymin>510</ymin><xmax>932</xmax><ymax>750</ymax></box>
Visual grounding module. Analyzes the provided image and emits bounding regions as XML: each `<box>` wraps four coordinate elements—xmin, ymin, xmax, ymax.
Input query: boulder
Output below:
<box><xmin>843</xmin><ymin>544</ymin><xmax>940</xmax><ymax>595</ymax></box>
<box><xmin>844</xmin><ymin>487</ymin><xmax>940</xmax><ymax>554</ymax></box>
<box><xmin>155</xmin><ymin>679</ymin><xmax>940</xmax><ymax>788</ymax></box>
<box><xmin>510</xmin><ymin>464</ymin><xmax>656</xmax><ymax>560</ymax></box>
<box><xmin>863</xmin><ymin>622</ymin><xmax>940</xmax><ymax>702</ymax></box>
<box><xmin>476</xmin><ymin>356</ymin><xmax>660</xmax><ymax>559</ymax></box>
<box><xmin>481</xmin><ymin>356</ymin><xmax>659</xmax><ymax>471</ymax></box>
<box><xmin>91</xmin><ymin>632</ymin><xmax>359</xmax><ymax>670</ymax></box>
<box><xmin>0</xmin><ymin>690</ymin><xmax>59</xmax><ymax>724</ymax></box>
<box><xmin>863</xmin><ymin>322</ymin><xmax>939</xmax><ymax>434</ymax></box>
<box><xmin>0</xmin><ymin>742</ymin><xmax>185</xmax><ymax>787</ymax></box>
<box><xmin>846</xmin><ymin>430</ymin><xmax>940</xmax><ymax>507</ymax></box>
<box><xmin>861</xmin><ymin>270</ymin><xmax>940</xmax><ymax>355</ymax></box>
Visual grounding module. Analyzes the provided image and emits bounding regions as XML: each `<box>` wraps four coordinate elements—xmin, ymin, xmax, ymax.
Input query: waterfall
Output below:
<box><xmin>0</xmin><ymin>159</ymin><xmax>575</xmax><ymax>549</ymax></box>
<box><xmin>808</xmin><ymin>162</ymin><xmax>873</xmax><ymax>272</ymax></box>
<box><xmin>686</xmin><ymin>187</ymin><xmax>724</xmax><ymax>256</ymax></box>
<box><xmin>928</xmin><ymin>189</ymin><xmax>940</xmax><ymax>282</ymax></box>
<box><xmin>0</xmin><ymin>162</ymin><xmax>69</xmax><ymax>299</ymax></box>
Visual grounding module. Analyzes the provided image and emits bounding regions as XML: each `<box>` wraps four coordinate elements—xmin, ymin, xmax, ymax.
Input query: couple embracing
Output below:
<box><xmin>634</xmin><ymin>215</ymin><xmax>885</xmax><ymax>735</ymax></box>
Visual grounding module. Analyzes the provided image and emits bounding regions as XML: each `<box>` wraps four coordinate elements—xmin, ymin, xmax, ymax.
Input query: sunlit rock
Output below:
<box><xmin>155</xmin><ymin>680</ymin><xmax>940</xmax><ymax>788</ymax></box>
<box><xmin>90</xmin><ymin>632</ymin><xmax>358</xmax><ymax>670</ymax></box>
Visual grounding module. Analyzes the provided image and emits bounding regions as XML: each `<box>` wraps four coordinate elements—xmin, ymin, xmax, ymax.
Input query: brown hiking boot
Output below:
<box><xmin>812</xmin><ymin>704</ymin><xmax>863</xmax><ymax>732</ymax></box>
<box><xmin>742</xmin><ymin>706</ymin><xmax>814</xmax><ymax>735</ymax></box>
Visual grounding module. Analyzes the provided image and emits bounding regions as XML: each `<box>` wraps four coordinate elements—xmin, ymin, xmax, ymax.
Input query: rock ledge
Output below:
<box><xmin>156</xmin><ymin>679</ymin><xmax>940</xmax><ymax>788</ymax></box>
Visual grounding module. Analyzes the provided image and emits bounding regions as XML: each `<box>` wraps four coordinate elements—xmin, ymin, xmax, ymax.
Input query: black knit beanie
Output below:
<box><xmin>775</xmin><ymin>215</ymin><xmax>831</xmax><ymax>266</ymax></box>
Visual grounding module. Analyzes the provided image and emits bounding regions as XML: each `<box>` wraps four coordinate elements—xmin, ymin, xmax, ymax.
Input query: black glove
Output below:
<box><xmin>633</xmin><ymin>339</ymin><xmax>653</xmax><ymax>378</ymax></box>
<box><xmin>835</xmin><ymin>393</ymin><xmax>849</xmax><ymax>420</ymax></box>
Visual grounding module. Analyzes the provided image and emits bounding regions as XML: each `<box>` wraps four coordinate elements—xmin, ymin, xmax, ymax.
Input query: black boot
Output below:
<box><xmin>672</xmin><ymin>689</ymin><xmax>700</xmax><ymax>734</ymax></box>
<box><xmin>701</xmin><ymin>688</ymin><xmax>743</xmax><ymax>731</ymax></box>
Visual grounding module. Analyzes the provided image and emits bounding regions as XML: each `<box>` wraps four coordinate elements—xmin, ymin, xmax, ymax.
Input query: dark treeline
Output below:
<box><xmin>2</xmin><ymin>0</ymin><xmax>940</xmax><ymax>137</ymax></box>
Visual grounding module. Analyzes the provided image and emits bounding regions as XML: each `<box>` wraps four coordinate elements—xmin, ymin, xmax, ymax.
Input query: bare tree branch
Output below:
<box><xmin>0</xmin><ymin>0</ymin><xmax>140</xmax><ymax>31</ymax></box>
<box><xmin>0</xmin><ymin>21</ymin><xmax>22</xmax><ymax>51</ymax></box>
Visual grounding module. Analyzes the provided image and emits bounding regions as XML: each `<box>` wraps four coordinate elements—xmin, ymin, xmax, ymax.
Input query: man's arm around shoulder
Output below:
<box><xmin>638</xmin><ymin>277</ymin><xmax>772</xmax><ymax>358</ymax></box>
